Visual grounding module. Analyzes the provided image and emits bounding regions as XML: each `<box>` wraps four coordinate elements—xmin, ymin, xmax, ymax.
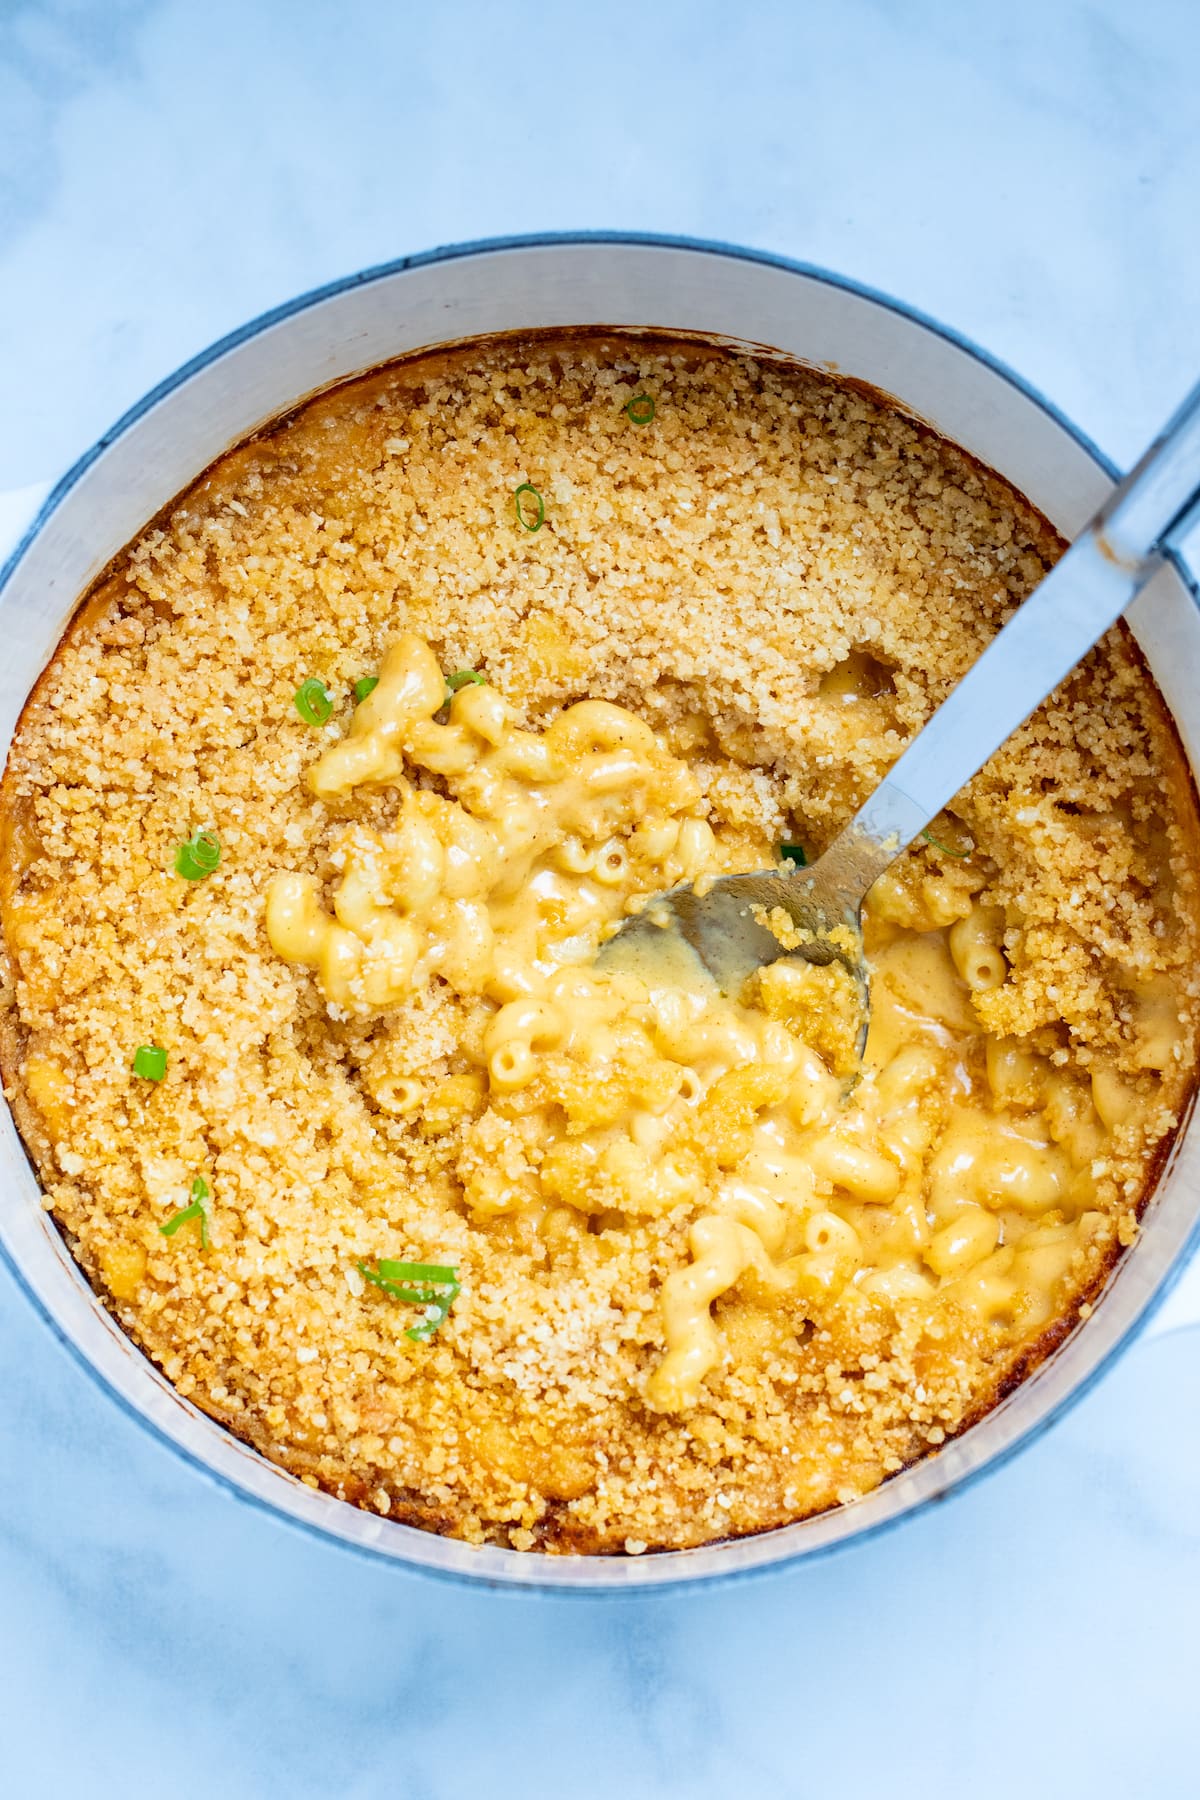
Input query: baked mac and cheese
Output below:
<box><xmin>2</xmin><ymin>334</ymin><xmax>1197</xmax><ymax>1552</ymax></box>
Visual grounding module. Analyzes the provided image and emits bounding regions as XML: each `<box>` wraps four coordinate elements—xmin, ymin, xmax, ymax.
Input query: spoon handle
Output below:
<box><xmin>815</xmin><ymin>375</ymin><xmax>1200</xmax><ymax>908</ymax></box>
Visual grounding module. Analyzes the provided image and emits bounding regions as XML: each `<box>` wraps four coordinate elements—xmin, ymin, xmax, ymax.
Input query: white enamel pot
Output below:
<box><xmin>2</xmin><ymin>234</ymin><xmax>1198</xmax><ymax>1592</ymax></box>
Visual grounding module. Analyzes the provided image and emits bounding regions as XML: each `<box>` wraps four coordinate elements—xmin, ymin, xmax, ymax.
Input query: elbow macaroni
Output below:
<box><xmin>265</xmin><ymin>634</ymin><xmax>1184</xmax><ymax>1413</ymax></box>
<box><xmin>268</xmin><ymin>633</ymin><xmax>708</xmax><ymax>1012</ymax></box>
<box><xmin>949</xmin><ymin>905</ymin><xmax>1008</xmax><ymax>992</ymax></box>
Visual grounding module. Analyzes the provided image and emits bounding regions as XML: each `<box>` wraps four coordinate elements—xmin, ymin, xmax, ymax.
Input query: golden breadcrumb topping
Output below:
<box><xmin>1</xmin><ymin>334</ymin><xmax>1197</xmax><ymax>1553</ymax></box>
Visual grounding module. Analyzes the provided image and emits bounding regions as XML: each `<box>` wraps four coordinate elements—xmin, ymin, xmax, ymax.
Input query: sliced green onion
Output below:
<box><xmin>780</xmin><ymin>842</ymin><xmax>808</xmax><ymax>867</ymax></box>
<box><xmin>514</xmin><ymin>483</ymin><xmax>545</xmax><ymax>532</ymax></box>
<box><xmin>294</xmin><ymin>677</ymin><xmax>333</xmax><ymax>726</ymax></box>
<box><xmin>159</xmin><ymin>1201</ymin><xmax>203</xmax><ymax>1239</ymax></box>
<box><xmin>354</xmin><ymin>675</ymin><xmax>379</xmax><ymax>703</ymax></box>
<box><xmin>406</xmin><ymin>1298</ymin><xmax>457</xmax><ymax>1343</ymax></box>
<box><xmin>160</xmin><ymin>1179</ymin><xmax>211</xmax><ymax>1250</ymax></box>
<box><xmin>625</xmin><ymin>393</ymin><xmax>656</xmax><ymax>426</ymax></box>
<box><xmin>357</xmin><ymin>1258</ymin><xmax>460</xmax><ymax>1341</ymax></box>
<box><xmin>174</xmin><ymin>830</ymin><xmax>221</xmax><ymax>882</ymax></box>
<box><xmin>358</xmin><ymin>1258</ymin><xmax>458</xmax><ymax>1295</ymax></box>
<box><xmin>379</xmin><ymin>1259</ymin><xmax>459</xmax><ymax>1283</ymax></box>
<box><xmin>132</xmin><ymin>1044</ymin><xmax>167</xmax><ymax>1082</ymax></box>
<box><xmin>444</xmin><ymin>669</ymin><xmax>487</xmax><ymax>707</ymax></box>
<box><xmin>921</xmin><ymin>827</ymin><xmax>972</xmax><ymax>860</ymax></box>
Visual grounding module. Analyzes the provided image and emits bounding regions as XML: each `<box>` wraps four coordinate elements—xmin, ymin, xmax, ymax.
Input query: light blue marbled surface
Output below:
<box><xmin>2</xmin><ymin>2</ymin><xmax>1200</xmax><ymax>1795</ymax></box>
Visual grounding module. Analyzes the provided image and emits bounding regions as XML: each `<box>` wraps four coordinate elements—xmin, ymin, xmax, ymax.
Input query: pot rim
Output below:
<box><xmin>3</xmin><ymin>230</ymin><xmax>1198</xmax><ymax>1595</ymax></box>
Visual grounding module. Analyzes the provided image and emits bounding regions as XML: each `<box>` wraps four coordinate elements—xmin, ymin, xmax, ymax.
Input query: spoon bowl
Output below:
<box><xmin>599</xmin><ymin>862</ymin><xmax>868</xmax><ymax>1004</ymax></box>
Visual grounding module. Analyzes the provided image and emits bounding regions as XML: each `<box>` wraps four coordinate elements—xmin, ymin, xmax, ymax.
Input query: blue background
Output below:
<box><xmin>2</xmin><ymin>3</ymin><xmax>1199</xmax><ymax>1795</ymax></box>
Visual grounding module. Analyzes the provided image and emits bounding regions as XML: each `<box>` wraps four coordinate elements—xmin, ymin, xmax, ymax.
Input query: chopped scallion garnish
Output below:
<box><xmin>514</xmin><ymin>483</ymin><xmax>545</xmax><ymax>532</ymax></box>
<box><xmin>132</xmin><ymin>1044</ymin><xmax>168</xmax><ymax>1082</ymax></box>
<box><xmin>174</xmin><ymin>830</ymin><xmax>221</xmax><ymax>882</ymax></box>
<box><xmin>626</xmin><ymin>393</ymin><xmax>656</xmax><ymax>426</ymax></box>
<box><xmin>921</xmin><ymin>827</ymin><xmax>972</xmax><ymax>859</ymax></box>
<box><xmin>159</xmin><ymin>1177</ymin><xmax>211</xmax><ymax>1249</ymax></box>
<box><xmin>294</xmin><ymin>677</ymin><xmax>333</xmax><ymax>726</ymax></box>
<box><xmin>380</xmin><ymin>1260</ymin><xmax>454</xmax><ymax>1281</ymax></box>
<box><xmin>353</xmin><ymin>675</ymin><xmax>379</xmax><ymax>703</ymax></box>
<box><xmin>357</xmin><ymin>1258</ymin><xmax>460</xmax><ymax>1342</ymax></box>
<box><xmin>405</xmin><ymin>1302</ymin><xmax>456</xmax><ymax>1342</ymax></box>
<box><xmin>780</xmin><ymin>842</ymin><xmax>808</xmax><ymax>867</ymax></box>
<box><xmin>444</xmin><ymin>668</ymin><xmax>487</xmax><ymax>705</ymax></box>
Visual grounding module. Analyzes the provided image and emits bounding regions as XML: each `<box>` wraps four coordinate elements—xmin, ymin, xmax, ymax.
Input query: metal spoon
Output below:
<box><xmin>601</xmin><ymin>377</ymin><xmax>1200</xmax><ymax>1029</ymax></box>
